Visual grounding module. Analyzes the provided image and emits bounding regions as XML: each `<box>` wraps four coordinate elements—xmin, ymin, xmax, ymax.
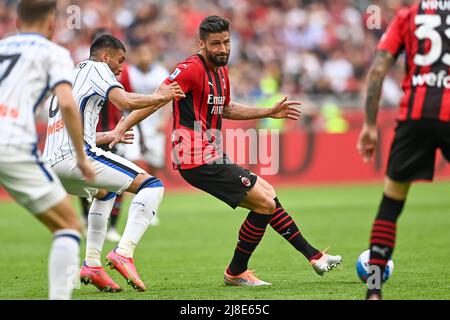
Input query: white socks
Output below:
<box><xmin>85</xmin><ymin>194</ymin><xmax>116</xmax><ymax>267</ymax></box>
<box><xmin>116</xmin><ymin>187</ymin><xmax>164</xmax><ymax>258</ymax></box>
<box><xmin>48</xmin><ymin>229</ymin><xmax>81</xmax><ymax>300</ymax></box>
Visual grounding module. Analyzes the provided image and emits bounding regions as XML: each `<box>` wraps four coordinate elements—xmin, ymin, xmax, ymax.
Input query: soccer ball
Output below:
<box><xmin>356</xmin><ymin>249</ymin><xmax>394</xmax><ymax>283</ymax></box>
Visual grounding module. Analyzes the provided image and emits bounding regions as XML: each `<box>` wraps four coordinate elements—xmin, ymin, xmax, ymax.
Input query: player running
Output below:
<box><xmin>357</xmin><ymin>0</ymin><xmax>450</xmax><ymax>300</ymax></box>
<box><xmin>0</xmin><ymin>0</ymin><xmax>95</xmax><ymax>299</ymax></box>
<box><xmin>112</xmin><ymin>16</ymin><xmax>342</xmax><ymax>286</ymax></box>
<box><xmin>43</xmin><ymin>34</ymin><xmax>185</xmax><ymax>292</ymax></box>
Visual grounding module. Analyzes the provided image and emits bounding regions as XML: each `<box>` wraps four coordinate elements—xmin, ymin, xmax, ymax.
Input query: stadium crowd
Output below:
<box><xmin>0</xmin><ymin>0</ymin><xmax>407</xmax><ymax>107</ymax></box>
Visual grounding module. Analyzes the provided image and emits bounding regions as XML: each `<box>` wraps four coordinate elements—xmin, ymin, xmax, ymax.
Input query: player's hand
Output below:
<box><xmin>269</xmin><ymin>96</ymin><xmax>302</xmax><ymax>120</ymax></box>
<box><xmin>357</xmin><ymin>123</ymin><xmax>378</xmax><ymax>163</ymax></box>
<box><xmin>76</xmin><ymin>156</ymin><xmax>95</xmax><ymax>182</ymax></box>
<box><xmin>111</xmin><ymin>117</ymin><xmax>134</xmax><ymax>144</ymax></box>
<box><xmin>157</xmin><ymin>82</ymin><xmax>185</xmax><ymax>102</ymax></box>
<box><xmin>118</xmin><ymin>130</ymin><xmax>134</xmax><ymax>144</ymax></box>
<box><xmin>109</xmin><ymin>117</ymin><xmax>129</xmax><ymax>149</ymax></box>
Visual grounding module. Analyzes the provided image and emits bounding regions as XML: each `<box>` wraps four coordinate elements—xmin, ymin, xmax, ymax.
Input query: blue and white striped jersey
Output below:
<box><xmin>43</xmin><ymin>60</ymin><xmax>123</xmax><ymax>166</ymax></box>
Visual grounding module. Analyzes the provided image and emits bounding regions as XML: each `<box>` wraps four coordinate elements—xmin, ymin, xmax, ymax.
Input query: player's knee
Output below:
<box><xmin>46</xmin><ymin>198</ymin><xmax>82</xmax><ymax>232</ymax></box>
<box><xmin>94</xmin><ymin>190</ymin><xmax>116</xmax><ymax>201</ymax></box>
<box><xmin>384</xmin><ymin>177</ymin><xmax>410</xmax><ymax>201</ymax></box>
<box><xmin>258</xmin><ymin>197</ymin><xmax>276</xmax><ymax>215</ymax></box>
<box><xmin>267</xmin><ymin>184</ymin><xmax>276</xmax><ymax>199</ymax></box>
<box><xmin>258</xmin><ymin>178</ymin><xmax>276</xmax><ymax>199</ymax></box>
<box><xmin>137</xmin><ymin>177</ymin><xmax>165</xmax><ymax>202</ymax></box>
<box><xmin>54</xmin><ymin>215</ymin><xmax>81</xmax><ymax>233</ymax></box>
<box><xmin>68</xmin><ymin>218</ymin><xmax>82</xmax><ymax>233</ymax></box>
<box><xmin>137</xmin><ymin>176</ymin><xmax>164</xmax><ymax>191</ymax></box>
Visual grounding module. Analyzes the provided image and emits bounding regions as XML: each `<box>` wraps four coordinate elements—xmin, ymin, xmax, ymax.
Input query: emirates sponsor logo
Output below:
<box><xmin>207</xmin><ymin>94</ymin><xmax>225</xmax><ymax>106</ymax></box>
<box><xmin>211</xmin><ymin>105</ymin><xmax>224</xmax><ymax>114</ymax></box>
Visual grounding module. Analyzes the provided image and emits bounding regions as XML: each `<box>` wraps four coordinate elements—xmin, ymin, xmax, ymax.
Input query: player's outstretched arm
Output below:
<box><xmin>223</xmin><ymin>96</ymin><xmax>302</xmax><ymax>121</ymax></box>
<box><xmin>107</xmin><ymin>83</ymin><xmax>181</xmax><ymax>148</ymax></box>
<box><xmin>54</xmin><ymin>83</ymin><xmax>95</xmax><ymax>181</ymax></box>
<box><xmin>107</xmin><ymin>82</ymin><xmax>185</xmax><ymax>111</ymax></box>
<box><xmin>357</xmin><ymin>50</ymin><xmax>396</xmax><ymax>163</ymax></box>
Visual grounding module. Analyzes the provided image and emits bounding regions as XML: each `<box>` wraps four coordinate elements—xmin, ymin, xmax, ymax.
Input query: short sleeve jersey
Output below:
<box><xmin>377</xmin><ymin>2</ymin><xmax>450</xmax><ymax>121</ymax></box>
<box><xmin>0</xmin><ymin>33</ymin><xmax>74</xmax><ymax>151</ymax></box>
<box><xmin>164</xmin><ymin>54</ymin><xmax>231</xmax><ymax>170</ymax></box>
<box><xmin>44</xmin><ymin>60</ymin><xmax>123</xmax><ymax>166</ymax></box>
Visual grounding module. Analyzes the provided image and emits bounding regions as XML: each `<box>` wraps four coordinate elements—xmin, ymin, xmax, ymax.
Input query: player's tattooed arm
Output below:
<box><xmin>357</xmin><ymin>50</ymin><xmax>397</xmax><ymax>163</ymax></box>
<box><xmin>222</xmin><ymin>104</ymin><xmax>233</xmax><ymax>119</ymax></box>
<box><xmin>223</xmin><ymin>97</ymin><xmax>301</xmax><ymax>120</ymax></box>
<box><xmin>364</xmin><ymin>50</ymin><xmax>396</xmax><ymax>126</ymax></box>
<box><xmin>223</xmin><ymin>102</ymin><xmax>271</xmax><ymax>120</ymax></box>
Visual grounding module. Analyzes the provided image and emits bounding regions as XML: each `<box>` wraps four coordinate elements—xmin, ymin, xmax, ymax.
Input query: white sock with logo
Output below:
<box><xmin>49</xmin><ymin>229</ymin><xmax>81</xmax><ymax>300</ymax></box>
<box><xmin>116</xmin><ymin>186</ymin><xmax>164</xmax><ymax>258</ymax></box>
<box><xmin>85</xmin><ymin>195</ymin><xmax>116</xmax><ymax>267</ymax></box>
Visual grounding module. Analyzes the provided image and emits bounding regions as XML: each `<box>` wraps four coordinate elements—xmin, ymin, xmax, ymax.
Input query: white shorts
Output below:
<box><xmin>51</xmin><ymin>146</ymin><xmax>146</xmax><ymax>198</ymax></box>
<box><xmin>0</xmin><ymin>146</ymin><xmax>67</xmax><ymax>214</ymax></box>
<box><xmin>125</xmin><ymin>129</ymin><xmax>166</xmax><ymax>168</ymax></box>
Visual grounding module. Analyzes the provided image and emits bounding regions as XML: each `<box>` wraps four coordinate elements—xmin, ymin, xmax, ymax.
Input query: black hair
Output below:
<box><xmin>17</xmin><ymin>0</ymin><xmax>56</xmax><ymax>24</ymax></box>
<box><xmin>90</xmin><ymin>34</ymin><xmax>126</xmax><ymax>58</ymax></box>
<box><xmin>91</xmin><ymin>28</ymin><xmax>111</xmax><ymax>42</ymax></box>
<box><xmin>199</xmin><ymin>15</ymin><xmax>230</xmax><ymax>40</ymax></box>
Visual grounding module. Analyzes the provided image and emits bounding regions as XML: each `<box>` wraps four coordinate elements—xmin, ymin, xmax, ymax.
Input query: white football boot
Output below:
<box><xmin>310</xmin><ymin>249</ymin><xmax>342</xmax><ymax>276</ymax></box>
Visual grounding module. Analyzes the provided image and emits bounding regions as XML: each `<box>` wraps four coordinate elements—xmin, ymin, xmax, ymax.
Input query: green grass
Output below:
<box><xmin>0</xmin><ymin>182</ymin><xmax>449</xmax><ymax>300</ymax></box>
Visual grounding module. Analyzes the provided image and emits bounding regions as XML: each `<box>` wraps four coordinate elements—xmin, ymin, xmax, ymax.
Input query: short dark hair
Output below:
<box><xmin>90</xmin><ymin>34</ymin><xmax>126</xmax><ymax>58</ymax></box>
<box><xmin>17</xmin><ymin>0</ymin><xmax>57</xmax><ymax>24</ymax></box>
<box><xmin>199</xmin><ymin>15</ymin><xmax>230</xmax><ymax>40</ymax></box>
<box><xmin>91</xmin><ymin>28</ymin><xmax>111</xmax><ymax>42</ymax></box>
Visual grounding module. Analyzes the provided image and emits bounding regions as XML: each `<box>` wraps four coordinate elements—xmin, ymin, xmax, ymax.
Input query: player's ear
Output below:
<box><xmin>47</xmin><ymin>13</ymin><xmax>56</xmax><ymax>39</ymax></box>
<box><xmin>198</xmin><ymin>39</ymin><xmax>205</xmax><ymax>51</ymax></box>
<box><xmin>100</xmin><ymin>51</ymin><xmax>108</xmax><ymax>63</ymax></box>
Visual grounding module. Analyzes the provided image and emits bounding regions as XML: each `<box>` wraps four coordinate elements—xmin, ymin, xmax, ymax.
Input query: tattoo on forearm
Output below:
<box><xmin>365</xmin><ymin>51</ymin><xmax>395</xmax><ymax>125</ymax></box>
<box><xmin>366</xmin><ymin>76</ymin><xmax>383</xmax><ymax>124</ymax></box>
<box><xmin>223</xmin><ymin>104</ymin><xmax>232</xmax><ymax>119</ymax></box>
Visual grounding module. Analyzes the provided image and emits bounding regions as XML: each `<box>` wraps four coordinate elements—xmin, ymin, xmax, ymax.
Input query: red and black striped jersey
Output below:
<box><xmin>378</xmin><ymin>0</ymin><xmax>450</xmax><ymax>121</ymax></box>
<box><xmin>164</xmin><ymin>54</ymin><xmax>231</xmax><ymax>170</ymax></box>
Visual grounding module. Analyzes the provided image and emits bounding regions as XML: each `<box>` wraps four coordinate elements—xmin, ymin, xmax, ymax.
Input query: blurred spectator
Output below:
<box><xmin>1</xmin><ymin>0</ymin><xmax>408</xmax><ymax>110</ymax></box>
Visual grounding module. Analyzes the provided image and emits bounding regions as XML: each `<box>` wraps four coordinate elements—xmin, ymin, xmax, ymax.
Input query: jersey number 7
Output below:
<box><xmin>0</xmin><ymin>54</ymin><xmax>21</xmax><ymax>85</ymax></box>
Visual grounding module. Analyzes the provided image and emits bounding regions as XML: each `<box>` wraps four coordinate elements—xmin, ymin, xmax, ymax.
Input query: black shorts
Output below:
<box><xmin>179</xmin><ymin>155</ymin><xmax>257</xmax><ymax>209</ymax></box>
<box><xmin>387</xmin><ymin>120</ymin><xmax>450</xmax><ymax>182</ymax></box>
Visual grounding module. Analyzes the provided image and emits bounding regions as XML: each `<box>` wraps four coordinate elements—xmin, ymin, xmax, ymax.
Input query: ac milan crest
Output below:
<box><xmin>240</xmin><ymin>176</ymin><xmax>251</xmax><ymax>187</ymax></box>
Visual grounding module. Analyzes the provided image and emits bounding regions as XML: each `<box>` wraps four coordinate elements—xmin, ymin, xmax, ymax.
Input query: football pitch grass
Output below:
<box><xmin>0</xmin><ymin>182</ymin><xmax>449</xmax><ymax>300</ymax></box>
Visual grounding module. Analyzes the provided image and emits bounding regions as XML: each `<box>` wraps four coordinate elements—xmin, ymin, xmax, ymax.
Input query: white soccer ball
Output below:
<box><xmin>356</xmin><ymin>249</ymin><xmax>394</xmax><ymax>283</ymax></box>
